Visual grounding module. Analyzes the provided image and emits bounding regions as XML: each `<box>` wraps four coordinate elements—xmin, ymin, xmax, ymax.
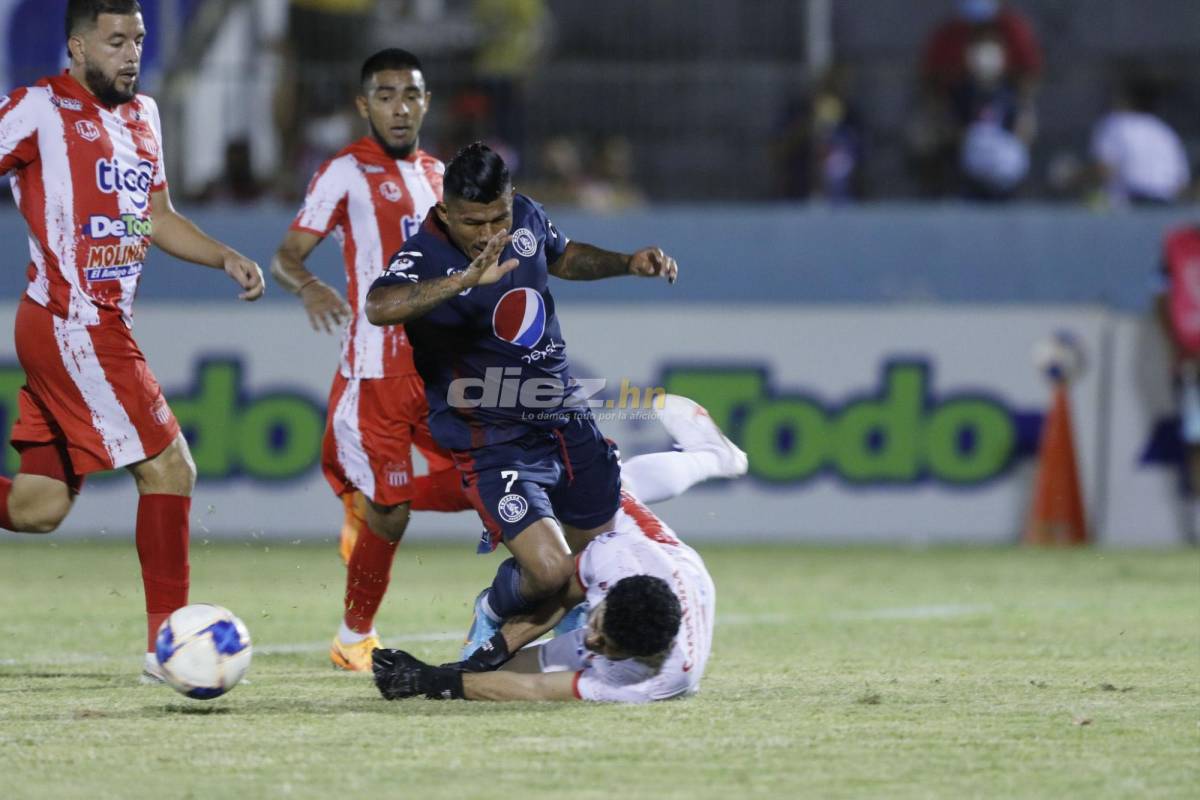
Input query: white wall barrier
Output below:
<box><xmin>0</xmin><ymin>303</ymin><xmax>1185</xmax><ymax>544</ymax></box>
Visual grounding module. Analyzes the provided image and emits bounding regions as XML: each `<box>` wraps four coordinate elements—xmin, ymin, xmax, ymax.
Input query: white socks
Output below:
<box><xmin>338</xmin><ymin>621</ymin><xmax>376</xmax><ymax>644</ymax></box>
<box><xmin>620</xmin><ymin>450</ymin><xmax>722</xmax><ymax>505</ymax></box>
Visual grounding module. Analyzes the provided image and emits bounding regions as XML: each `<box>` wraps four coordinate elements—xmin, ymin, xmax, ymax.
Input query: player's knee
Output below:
<box><xmin>366</xmin><ymin>501</ymin><xmax>410</xmax><ymax>542</ymax></box>
<box><xmin>133</xmin><ymin>436</ymin><xmax>196</xmax><ymax>494</ymax></box>
<box><xmin>521</xmin><ymin>549</ymin><xmax>574</xmax><ymax>599</ymax></box>
<box><xmin>8</xmin><ymin>475</ymin><xmax>73</xmax><ymax>533</ymax></box>
<box><xmin>167</xmin><ymin>439</ymin><xmax>198</xmax><ymax>490</ymax></box>
<box><xmin>16</xmin><ymin>498</ymin><xmax>70</xmax><ymax>534</ymax></box>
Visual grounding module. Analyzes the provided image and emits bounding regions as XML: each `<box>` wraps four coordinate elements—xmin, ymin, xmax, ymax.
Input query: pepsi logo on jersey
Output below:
<box><xmin>75</xmin><ymin>120</ymin><xmax>101</xmax><ymax>142</ymax></box>
<box><xmin>492</xmin><ymin>288</ymin><xmax>546</xmax><ymax>348</ymax></box>
<box><xmin>95</xmin><ymin>158</ymin><xmax>154</xmax><ymax>209</ymax></box>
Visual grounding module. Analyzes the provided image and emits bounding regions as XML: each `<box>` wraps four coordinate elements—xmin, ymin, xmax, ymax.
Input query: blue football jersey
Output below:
<box><xmin>371</xmin><ymin>193</ymin><xmax>577</xmax><ymax>450</ymax></box>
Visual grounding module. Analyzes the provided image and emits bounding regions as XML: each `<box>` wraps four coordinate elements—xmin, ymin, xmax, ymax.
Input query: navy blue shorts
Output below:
<box><xmin>451</xmin><ymin>414</ymin><xmax>622</xmax><ymax>552</ymax></box>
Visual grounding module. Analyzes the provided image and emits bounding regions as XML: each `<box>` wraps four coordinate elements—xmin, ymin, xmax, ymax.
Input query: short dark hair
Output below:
<box><xmin>360</xmin><ymin>48</ymin><xmax>424</xmax><ymax>89</ymax></box>
<box><xmin>601</xmin><ymin>575</ymin><xmax>682</xmax><ymax>658</ymax></box>
<box><xmin>66</xmin><ymin>0</ymin><xmax>141</xmax><ymax>40</ymax></box>
<box><xmin>444</xmin><ymin>142</ymin><xmax>511</xmax><ymax>204</ymax></box>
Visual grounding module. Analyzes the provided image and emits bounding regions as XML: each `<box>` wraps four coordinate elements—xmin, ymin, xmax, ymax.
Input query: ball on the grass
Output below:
<box><xmin>155</xmin><ymin>603</ymin><xmax>252</xmax><ymax>700</ymax></box>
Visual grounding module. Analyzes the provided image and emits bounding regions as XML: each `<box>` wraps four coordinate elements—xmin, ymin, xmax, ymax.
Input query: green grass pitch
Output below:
<box><xmin>1</xmin><ymin>537</ymin><xmax>1197</xmax><ymax>799</ymax></box>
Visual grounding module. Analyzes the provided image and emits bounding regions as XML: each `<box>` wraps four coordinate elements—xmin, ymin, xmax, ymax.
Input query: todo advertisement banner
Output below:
<box><xmin>0</xmin><ymin>302</ymin><xmax>1181</xmax><ymax>544</ymax></box>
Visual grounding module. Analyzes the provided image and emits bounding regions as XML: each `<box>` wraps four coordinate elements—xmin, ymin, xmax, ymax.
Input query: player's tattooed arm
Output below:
<box><xmin>550</xmin><ymin>242</ymin><xmax>678</xmax><ymax>283</ymax></box>
<box><xmin>366</xmin><ymin>231</ymin><xmax>518</xmax><ymax>326</ymax></box>
<box><xmin>366</xmin><ymin>271</ymin><xmax>473</xmax><ymax>326</ymax></box>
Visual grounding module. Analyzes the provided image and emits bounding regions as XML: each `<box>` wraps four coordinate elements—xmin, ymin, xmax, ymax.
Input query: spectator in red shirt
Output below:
<box><xmin>921</xmin><ymin>0</ymin><xmax>1042</xmax><ymax>92</ymax></box>
<box><xmin>907</xmin><ymin>0</ymin><xmax>1042</xmax><ymax>198</ymax></box>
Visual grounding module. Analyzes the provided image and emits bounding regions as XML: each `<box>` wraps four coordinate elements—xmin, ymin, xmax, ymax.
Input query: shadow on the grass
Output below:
<box><xmin>161</xmin><ymin>704</ymin><xmax>235</xmax><ymax>715</ymax></box>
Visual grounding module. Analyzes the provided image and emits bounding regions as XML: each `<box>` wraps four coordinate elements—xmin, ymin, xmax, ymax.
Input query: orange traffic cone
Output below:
<box><xmin>1023</xmin><ymin>383</ymin><xmax>1089</xmax><ymax>545</ymax></box>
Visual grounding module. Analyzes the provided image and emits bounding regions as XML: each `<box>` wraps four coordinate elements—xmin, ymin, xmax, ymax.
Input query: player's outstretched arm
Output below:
<box><xmin>272</xmin><ymin>230</ymin><xmax>350</xmax><ymax>334</ymax></box>
<box><xmin>549</xmin><ymin>242</ymin><xmax>678</xmax><ymax>283</ymax></box>
<box><xmin>462</xmin><ymin>671</ymin><xmax>579</xmax><ymax>702</ymax></box>
<box><xmin>365</xmin><ymin>231</ymin><xmax>518</xmax><ymax>326</ymax></box>
<box><xmin>149</xmin><ymin>188</ymin><xmax>264</xmax><ymax>300</ymax></box>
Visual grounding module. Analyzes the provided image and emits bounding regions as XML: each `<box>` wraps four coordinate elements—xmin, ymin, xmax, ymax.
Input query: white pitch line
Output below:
<box><xmin>0</xmin><ymin>607</ymin><xmax>992</xmax><ymax>667</ymax></box>
<box><xmin>257</xmin><ymin>629</ymin><xmax>462</xmax><ymax>655</ymax></box>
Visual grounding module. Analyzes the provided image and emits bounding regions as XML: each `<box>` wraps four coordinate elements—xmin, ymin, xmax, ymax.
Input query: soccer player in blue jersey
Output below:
<box><xmin>365</xmin><ymin>142</ymin><xmax>678</xmax><ymax>655</ymax></box>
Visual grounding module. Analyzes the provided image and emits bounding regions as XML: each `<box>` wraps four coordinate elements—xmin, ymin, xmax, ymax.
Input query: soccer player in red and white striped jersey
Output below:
<box><xmin>0</xmin><ymin>0</ymin><xmax>264</xmax><ymax>680</ymax></box>
<box><xmin>271</xmin><ymin>49</ymin><xmax>469</xmax><ymax>671</ymax></box>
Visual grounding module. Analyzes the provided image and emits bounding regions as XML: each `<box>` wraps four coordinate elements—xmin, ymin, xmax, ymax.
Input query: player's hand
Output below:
<box><xmin>372</xmin><ymin>648</ymin><xmax>427</xmax><ymax>699</ymax></box>
<box><xmin>372</xmin><ymin>648</ymin><xmax>464</xmax><ymax>700</ymax></box>
<box><xmin>629</xmin><ymin>247</ymin><xmax>678</xmax><ymax>284</ymax></box>
<box><xmin>299</xmin><ymin>279</ymin><xmax>351</xmax><ymax>334</ymax></box>
<box><xmin>463</xmin><ymin>231</ymin><xmax>520</xmax><ymax>288</ymax></box>
<box><xmin>440</xmin><ymin>632</ymin><xmax>511</xmax><ymax>673</ymax></box>
<box><xmin>223</xmin><ymin>251</ymin><xmax>265</xmax><ymax>301</ymax></box>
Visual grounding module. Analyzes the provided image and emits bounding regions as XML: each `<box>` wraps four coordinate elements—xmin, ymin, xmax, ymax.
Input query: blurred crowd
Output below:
<box><xmin>772</xmin><ymin>0</ymin><xmax>1194</xmax><ymax>206</ymax></box>
<box><xmin>2</xmin><ymin>0</ymin><xmax>1195</xmax><ymax>208</ymax></box>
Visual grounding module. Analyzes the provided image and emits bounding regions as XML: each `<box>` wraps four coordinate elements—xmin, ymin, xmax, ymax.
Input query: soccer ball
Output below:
<box><xmin>1032</xmin><ymin>330</ymin><xmax>1085</xmax><ymax>384</ymax></box>
<box><xmin>155</xmin><ymin>604</ymin><xmax>252</xmax><ymax>700</ymax></box>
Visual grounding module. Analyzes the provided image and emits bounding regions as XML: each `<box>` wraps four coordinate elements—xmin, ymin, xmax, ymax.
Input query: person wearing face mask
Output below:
<box><xmin>954</xmin><ymin>28</ymin><xmax>1034</xmax><ymax>198</ymax></box>
<box><xmin>908</xmin><ymin>0</ymin><xmax>1042</xmax><ymax>197</ymax></box>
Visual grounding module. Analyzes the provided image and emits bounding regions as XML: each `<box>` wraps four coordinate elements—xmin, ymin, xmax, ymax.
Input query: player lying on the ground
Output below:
<box><xmin>0</xmin><ymin>0</ymin><xmax>264</xmax><ymax>681</ymax></box>
<box><xmin>373</xmin><ymin>491</ymin><xmax>714</xmax><ymax>703</ymax></box>
<box><xmin>271</xmin><ymin>47</ymin><xmax>474</xmax><ymax>672</ymax></box>
<box><xmin>365</xmin><ymin>142</ymin><xmax>681</xmax><ymax>660</ymax></box>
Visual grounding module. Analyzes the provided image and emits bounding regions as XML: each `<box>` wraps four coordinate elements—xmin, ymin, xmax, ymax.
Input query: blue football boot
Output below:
<box><xmin>461</xmin><ymin>589</ymin><xmax>501</xmax><ymax>660</ymax></box>
<box><xmin>552</xmin><ymin>602</ymin><xmax>589</xmax><ymax>637</ymax></box>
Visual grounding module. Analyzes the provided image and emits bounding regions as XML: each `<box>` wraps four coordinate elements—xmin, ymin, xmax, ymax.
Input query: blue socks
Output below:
<box><xmin>484</xmin><ymin>557</ymin><xmax>535</xmax><ymax>619</ymax></box>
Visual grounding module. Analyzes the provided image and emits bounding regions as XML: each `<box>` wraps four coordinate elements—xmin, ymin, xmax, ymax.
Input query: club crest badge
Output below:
<box><xmin>379</xmin><ymin>181</ymin><xmax>402</xmax><ymax>202</ymax></box>
<box><xmin>498</xmin><ymin>493</ymin><xmax>528</xmax><ymax>523</ymax></box>
<box><xmin>75</xmin><ymin>120</ymin><xmax>101</xmax><ymax>142</ymax></box>
<box><xmin>511</xmin><ymin>227</ymin><xmax>537</xmax><ymax>257</ymax></box>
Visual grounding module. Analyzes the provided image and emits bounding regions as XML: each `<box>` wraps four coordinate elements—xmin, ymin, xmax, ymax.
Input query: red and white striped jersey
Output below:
<box><xmin>0</xmin><ymin>73</ymin><xmax>167</xmax><ymax>328</ymax></box>
<box><xmin>291</xmin><ymin>137</ymin><xmax>443</xmax><ymax>379</ymax></box>
<box><xmin>539</xmin><ymin>492</ymin><xmax>716</xmax><ymax>703</ymax></box>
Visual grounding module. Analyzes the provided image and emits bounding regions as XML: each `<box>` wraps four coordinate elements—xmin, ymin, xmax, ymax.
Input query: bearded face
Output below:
<box><xmin>70</xmin><ymin>12</ymin><xmax>145</xmax><ymax>107</ymax></box>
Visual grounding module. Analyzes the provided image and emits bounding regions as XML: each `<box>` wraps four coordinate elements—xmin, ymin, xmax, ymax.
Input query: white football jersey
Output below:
<box><xmin>538</xmin><ymin>492</ymin><xmax>715</xmax><ymax>703</ymax></box>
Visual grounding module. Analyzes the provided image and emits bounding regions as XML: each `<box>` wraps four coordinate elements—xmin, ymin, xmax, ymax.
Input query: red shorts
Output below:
<box><xmin>9</xmin><ymin>297</ymin><xmax>180</xmax><ymax>475</ymax></box>
<box><xmin>321</xmin><ymin>372</ymin><xmax>455</xmax><ymax>506</ymax></box>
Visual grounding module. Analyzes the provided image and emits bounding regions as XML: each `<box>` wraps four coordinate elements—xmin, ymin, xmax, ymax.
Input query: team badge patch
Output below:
<box><xmin>497</xmin><ymin>493</ymin><xmax>528</xmax><ymax>524</ymax></box>
<box><xmin>379</xmin><ymin>180</ymin><xmax>402</xmax><ymax>202</ymax></box>
<box><xmin>492</xmin><ymin>288</ymin><xmax>546</xmax><ymax>348</ymax></box>
<box><xmin>150</xmin><ymin>397</ymin><xmax>172</xmax><ymax>426</ymax></box>
<box><xmin>511</xmin><ymin>227</ymin><xmax>537</xmax><ymax>257</ymax></box>
<box><xmin>75</xmin><ymin>120</ymin><xmax>101</xmax><ymax>141</ymax></box>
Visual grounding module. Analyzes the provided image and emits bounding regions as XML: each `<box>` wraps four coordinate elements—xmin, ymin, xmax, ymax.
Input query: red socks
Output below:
<box><xmin>136</xmin><ymin>494</ymin><xmax>191</xmax><ymax>652</ymax></box>
<box><xmin>410</xmin><ymin>467</ymin><xmax>472</xmax><ymax>512</ymax></box>
<box><xmin>0</xmin><ymin>476</ymin><xmax>13</xmax><ymax>531</ymax></box>
<box><xmin>343</xmin><ymin>525</ymin><xmax>399</xmax><ymax>634</ymax></box>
